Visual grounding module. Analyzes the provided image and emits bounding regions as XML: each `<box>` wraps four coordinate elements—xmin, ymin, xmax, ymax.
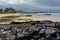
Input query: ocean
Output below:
<box><xmin>23</xmin><ymin>13</ymin><xmax>60</xmax><ymax>22</ymax></box>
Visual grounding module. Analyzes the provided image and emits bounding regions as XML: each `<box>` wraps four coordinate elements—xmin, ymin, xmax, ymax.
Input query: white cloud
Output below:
<box><xmin>0</xmin><ymin>0</ymin><xmax>60</xmax><ymax>12</ymax></box>
<box><xmin>0</xmin><ymin>0</ymin><xmax>32</xmax><ymax>4</ymax></box>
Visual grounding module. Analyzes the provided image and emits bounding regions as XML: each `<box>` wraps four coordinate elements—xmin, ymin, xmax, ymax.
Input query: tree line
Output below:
<box><xmin>0</xmin><ymin>7</ymin><xmax>16</xmax><ymax>13</ymax></box>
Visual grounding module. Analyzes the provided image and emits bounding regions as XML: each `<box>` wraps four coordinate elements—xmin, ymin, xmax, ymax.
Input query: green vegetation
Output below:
<box><xmin>4</xmin><ymin>7</ymin><xmax>16</xmax><ymax>13</ymax></box>
<box><xmin>0</xmin><ymin>9</ymin><xmax>3</xmax><ymax>13</ymax></box>
<box><xmin>0</xmin><ymin>7</ymin><xmax>51</xmax><ymax>13</ymax></box>
<box><xmin>0</xmin><ymin>7</ymin><xmax>29</xmax><ymax>13</ymax></box>
<box><xmin>0</xmin><ymin>7</ymin><xmax>16</xmax><ymax>13</ymax></box>
<box><xmin>25</xmin><ymin>15</ymin><xmax>32</xmax><ymax>17</ymax></box>
<box><xmin>1</xmin><ymin>16</ymin><xmax>20</xmax><ymax>19</ymax></box>
<box><xmin>0</xmin><ymin>16</ymin><xmax>19</xmax><ymax>23</ymax></box>
<box><xmin>0</xmin><ymin>16</ymin><xmax>32</xmax><ymax>24</ymax></box>
<box><xmin>18</xmin><ymin>18</ymin><xmax>32</xmax><ymax>21</ymax></box>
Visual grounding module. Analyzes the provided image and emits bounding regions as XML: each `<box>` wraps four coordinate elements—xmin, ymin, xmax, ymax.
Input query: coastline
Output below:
<box><xmin>32</xmin><ymin>17</ymin><xmax>60</xmax><ymax>22</ymax></box>
<box><xmin>0</xmin><ymin>13</ymin><xmax>60</xmax><ymax>24</ymax></box>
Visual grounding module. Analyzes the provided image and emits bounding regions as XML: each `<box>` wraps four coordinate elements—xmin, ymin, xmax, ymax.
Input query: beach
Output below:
<box><xmin>0</xmin><ymin>13</ymin><xmax>60</xmax><ymax>24</ymax></box>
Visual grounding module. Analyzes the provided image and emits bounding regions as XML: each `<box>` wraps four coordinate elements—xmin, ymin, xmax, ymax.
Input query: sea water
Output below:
<box><xmin>24</xmin><ymin>13</ymin><xmax>60</xmax><ymax>22</ymax></box>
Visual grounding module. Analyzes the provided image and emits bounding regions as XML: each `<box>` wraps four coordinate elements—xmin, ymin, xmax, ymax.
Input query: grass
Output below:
<box><xmin>0</xmin><ymin>16</ymin><xmax>33</xmax><ymax>24</ymax></box>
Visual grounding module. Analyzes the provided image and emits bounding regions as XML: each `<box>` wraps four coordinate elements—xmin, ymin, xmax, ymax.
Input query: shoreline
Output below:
<box><xmin>0</xmin><ymin>13</ymin><xmax>60</xmax><ymax>24</ymax></box>
<box><xmin>32</xmin><ymin>17</ymin><xmax>60</xmax><ymax>22</ymax></box>
<box><xmin>0</xmin><ymin>19</ymin><xmax>60</xmax><ymax>24</ymax></box>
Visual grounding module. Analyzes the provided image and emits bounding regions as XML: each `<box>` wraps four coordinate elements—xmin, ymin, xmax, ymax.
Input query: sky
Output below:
<box><xmin>0</xmin><ymin>0</ymin><xmax>60</xmax><ymax>12</ymax></box>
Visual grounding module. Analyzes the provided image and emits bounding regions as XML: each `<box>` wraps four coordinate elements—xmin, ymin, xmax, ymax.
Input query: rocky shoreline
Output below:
<box><xmin>0</xmin><ymin>20</ymin><xmax>60</xmax><ymax>40</ymax></box>
<box><xmin>14</xmin><ymin>20</ymin><xmax>60</xmax><ymax>40</ymax></box>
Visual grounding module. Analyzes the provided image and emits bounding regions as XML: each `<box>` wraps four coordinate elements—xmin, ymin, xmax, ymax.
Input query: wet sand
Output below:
<box><xmin>32</xmin><ymin>17</ymin><xmax>60</xmax><ymax>22</ymax></box>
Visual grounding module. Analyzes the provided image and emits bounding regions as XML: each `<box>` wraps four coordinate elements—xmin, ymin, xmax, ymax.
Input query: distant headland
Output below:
<box><xmin>0</xmin><ymin>7</ymin><xmax>58</xmax><ymax>13</ymax></box>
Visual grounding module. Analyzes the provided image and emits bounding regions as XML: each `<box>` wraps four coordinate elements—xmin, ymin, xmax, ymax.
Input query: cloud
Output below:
<box><xmin>0</xmin><ymin>0</ymin><xmax>32</xmax><ymax>4</ymax></box>
<box><xmin>0</xmin><ymin>0</ymin><xmax>60</xmax><ymax>12</ymax></box>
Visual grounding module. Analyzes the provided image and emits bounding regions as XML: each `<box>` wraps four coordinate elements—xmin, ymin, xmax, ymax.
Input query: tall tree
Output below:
<box><xmin>4</xmin><ymin>8</ymin><xmax>9</xmax><ymax>13</ymax></box>
<box><xmin>0</xmin><ymin>9</ymin><xmax>3</xmax><ymax>13</ymax></box>
<box><xmin>4</xmin><ymin>7</ymin><xmax>16</xmax><ymax>13</ymax></box>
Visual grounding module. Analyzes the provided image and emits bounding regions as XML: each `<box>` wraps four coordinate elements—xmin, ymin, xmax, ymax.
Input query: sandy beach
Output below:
<box><xmin>32</xmin><ymin>17</ymin><xmax>60</xmax><ymax>22</ymax></box>
<box><xmin>0</xmin><ymin>13</ymin><xmax>21</xmax><ymax>17</ymax></box>
<box><xmin>0</xmin><ymin>13</ymin><xmax>60</xmax><ymax>24</ymax></box>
